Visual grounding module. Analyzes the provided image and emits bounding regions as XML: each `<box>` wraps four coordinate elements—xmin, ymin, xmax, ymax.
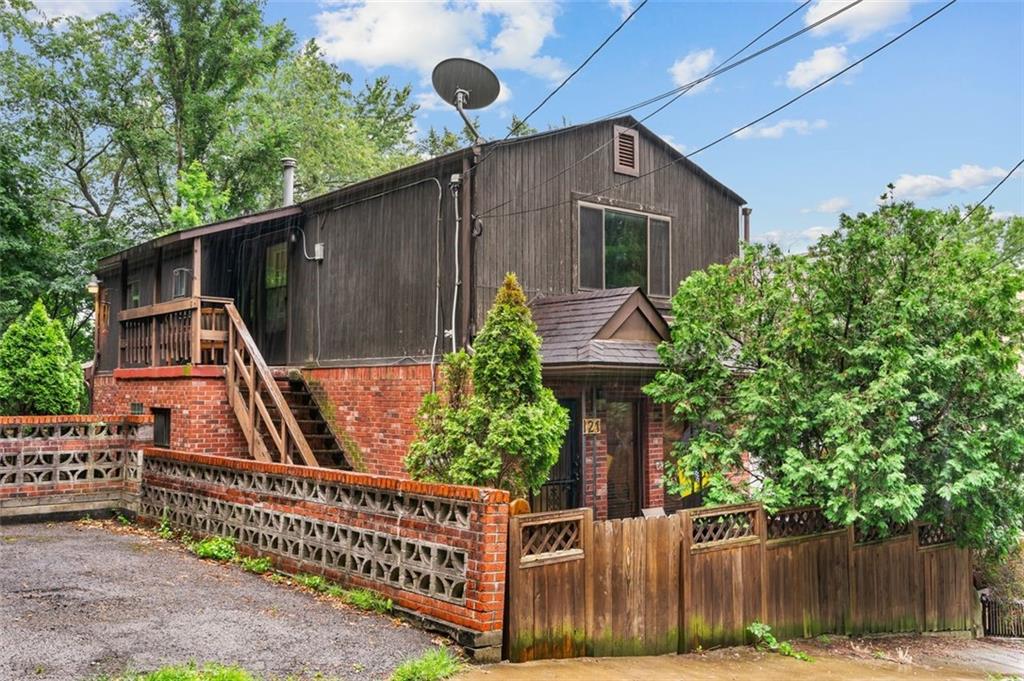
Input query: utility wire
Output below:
<box><xmin>476</xmin><ymin>0</ymin><xmax>863</xmax><ymax>217</ymax></box>
<box><xmin>506</xmin><ymin>0</ymin><xmax>649</xmax><ymax>139</ymax></box>
<box><xmin>480</xmin><ymin>0</ymin><xmax>958</xmax><ymax>220</ymax></box>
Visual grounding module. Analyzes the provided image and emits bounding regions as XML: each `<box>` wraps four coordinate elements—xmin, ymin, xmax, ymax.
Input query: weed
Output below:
<box><xmin>815</xmin><ymin>634</ymin><xmax>832</xmax><ymax>645</ymax></box>
<box><xmin>390</xmin><ymin>647</ymin><xmax>461</xmax><ymax>681</ymax></box>
<box><xmin>191</xmin><ymin>536</ymin><xmax>236</xmax><ymax>562</ymax></box>
<box><xmin>116</xmin><ymin>513</ymin><xmax>133</xmax><ymax>527</ymax></box>
<box><xmin>238</xmin><ymin>556</ymin><xmax>272</xmax><ymax>574</ymax></box>
<box><xmin>344</xmin><ymin>588</ymin><xmax>393</xmax><ymax>614</ymax></box>
<box><xmin>293</xmin><ymin>573</ymin><xmax>329</xmax><ymax>591</ymax></box>
<box><xmin>747</xmin><ymin>621</ymin><xmax>812</xmax><ymax>662</ymax></box>
<box><xmin>108</xmin><ymin>661</ymin><xmax>257</xmax><ymax>680</ymax></box>
<box><xmin>158</xmin><ymin>510</ymin><xmax>173</xmax><ymax>540</ymax></box>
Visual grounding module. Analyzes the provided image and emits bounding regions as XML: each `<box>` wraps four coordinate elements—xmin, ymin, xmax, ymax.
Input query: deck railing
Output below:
<box><xmin>118</xmin><ymin>296</ymin><xmax>230</xmax><ymax>368</ymax></box>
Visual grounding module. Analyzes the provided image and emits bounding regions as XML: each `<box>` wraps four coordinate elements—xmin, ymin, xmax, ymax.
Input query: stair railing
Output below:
<box><xmin>223</xmin><ymin>302</ymin><xmax>317</xmax><ymax>467</ymax></box>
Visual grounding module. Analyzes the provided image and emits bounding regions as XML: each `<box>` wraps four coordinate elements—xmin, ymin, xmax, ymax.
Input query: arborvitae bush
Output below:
<box><xmin>406</xmin><ymin>273</ymin><xmax>568</xmax><ymax>498</ymax></box>
<box><xmin>0</xmin><ymin>300</ymin><xmax>84</xmax><ymax>415</ymax></box>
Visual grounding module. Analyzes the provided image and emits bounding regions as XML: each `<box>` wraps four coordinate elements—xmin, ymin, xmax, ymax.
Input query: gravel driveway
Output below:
<box><xmin>0</xmin><ymin>521</ymin><xmax>437</xmax><ymax>680</ymax></box>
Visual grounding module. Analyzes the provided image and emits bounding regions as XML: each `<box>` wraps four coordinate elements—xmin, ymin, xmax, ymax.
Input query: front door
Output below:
<box><xmin>260</xmin><ymin>241</ymin><xmax>288</xmax><ymax>364</ymax></box>
<box><xmin>606</xmin><ymin>400</ymin><xmax>640</xmax><ymax>519</ymax></box>
<box><xmin>532</xmin><ymin>398</ymin><xmax>581</xmax><ymax>512</ymax></box>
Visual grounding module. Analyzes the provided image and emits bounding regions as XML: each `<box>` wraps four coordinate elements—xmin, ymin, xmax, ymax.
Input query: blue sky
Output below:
<box><xmin>39</xmin><ymin>0</ymin><xmax>1024</xmax><ymax>250</ymax></box>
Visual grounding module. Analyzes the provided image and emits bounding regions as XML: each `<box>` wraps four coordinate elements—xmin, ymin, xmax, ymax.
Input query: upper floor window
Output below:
<box><xmin>579</xmin><ymin>203</ymin><xmax>670</xmax><ymax>297</ymax></box>
<box><xmin>172</xmin><ymin>268</ymin><xmax>190</xmax><ymax>298</ymax></box>
<box><xmin>126</xmin><ymin>280</ymin><xmax>141</xmax><ymax>309</ymax></box>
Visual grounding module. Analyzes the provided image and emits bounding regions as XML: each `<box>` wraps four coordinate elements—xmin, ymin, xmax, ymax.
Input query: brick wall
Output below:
<box><xmin>302</xmin><ymin>364</ymin><xmax>434</xmax><ymax>477</ymax></box>
<box><xmin>0</xmin><ymin>415</ymin><xmax>151</xmax><ymax>520</ymax></box>
<box><xmin>137</xmin><ymin>447</ymin><xmax>509</xmax><ymax>654</ymax></box>
<box><xmin>94</xmin><ymin>368</ymin><xmax>247</xmax><ymax>457</ymax></box>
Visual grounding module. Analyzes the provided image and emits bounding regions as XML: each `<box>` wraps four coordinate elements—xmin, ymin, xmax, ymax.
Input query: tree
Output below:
<box><xmin>406</xmin><ymin>273</ymin><xmax>569</xmax><ymax>497</ymax></box>
<box><xmin>644</xmin><ymin>201</ymin><xmax>1024</xmax><ymax>553</ymax></box>
<box><xmin>0</xmin><ymin>300</ymin><xmax>84</xmax><ymax>414</ymax></box>
<box><xmin>507</xmin><ymin>114</ymin><xmax>538</xmax><ymax>138</ymax></box>
<box><xmin>168</xmin><ymin>160</ymin><xmax>230</xmax><ymax>231</ymax></box>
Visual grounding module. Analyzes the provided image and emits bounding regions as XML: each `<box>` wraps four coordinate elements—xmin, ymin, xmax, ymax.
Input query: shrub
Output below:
<box><xmin>0</xmin><ymin>300</ymin><xmax>84</xmax><ymax>415</ymax></box>
<box><xmin>747</xmin><ymin>621</ymin><xmax>812</xmax><ymax>662</ymax></box>
<box><xmin>406</xmin><ymin>273</ymin><xmax>568</xmax><ymax>497</ymax></box>
<box><xmin>391</xmin><ymin>647</ymin><xmax>461</xmax><ymax>681</ymax></box>
<box><xmin>191</xmin><ymin>536</ymin><xmax>236</xmax><ymax>562</ymax></box>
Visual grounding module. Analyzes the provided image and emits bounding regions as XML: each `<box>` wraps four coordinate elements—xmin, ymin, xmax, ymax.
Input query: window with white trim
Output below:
<box><xmin>579</xmin><ymin>203</ymin><xmax>670</xmax><ymax>297</ymax></box>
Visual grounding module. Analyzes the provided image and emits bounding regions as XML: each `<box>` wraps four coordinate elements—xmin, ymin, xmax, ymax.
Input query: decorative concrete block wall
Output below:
<box><xmin>0</xmin><ymin>415</ymin><xmax>151</xmax><ymax>520</ymax></box>
<box><xmin>137</xmin><ymin>448</ymin><xmax>510</xmax><ymax>656</ymax></box>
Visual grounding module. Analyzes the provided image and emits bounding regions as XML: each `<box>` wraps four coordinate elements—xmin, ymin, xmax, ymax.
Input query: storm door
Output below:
<box><xmin>606</xmin><ymin>400</ymin><xmax>640</xmax><ymax>519</ymax></box>
<box><xmin>260</xmin><ymin>241</ymin><xmax>288</xmax><ymax>364</ymax></box>
<box><xmin>532</xmin><ymin>398</ymin><xmax>582</xmax><ymax>512</ymax></box>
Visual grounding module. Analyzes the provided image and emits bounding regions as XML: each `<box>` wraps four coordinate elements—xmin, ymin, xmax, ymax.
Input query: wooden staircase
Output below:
<box><xmin>223</xmin><ymin>302</ymin><xmax>350</xmax><ymax>469</ymax></box>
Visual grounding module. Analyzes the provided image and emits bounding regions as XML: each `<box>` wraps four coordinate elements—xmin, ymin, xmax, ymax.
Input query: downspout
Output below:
<box><xmin>459</xmin><ymin>152</ymin><xmax>475</xmax><ymax>345</ymax></box>
<box><xmin>741</xmin><ymin>206</ymin><xmax>752</xmax><ymax>245</ymax></box>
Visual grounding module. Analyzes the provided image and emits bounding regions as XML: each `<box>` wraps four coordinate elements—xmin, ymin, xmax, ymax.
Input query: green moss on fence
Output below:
<box><xmin>510</xmin><ymin>627</ymin><xmax>586</xmax><ymax>662</ymax></box>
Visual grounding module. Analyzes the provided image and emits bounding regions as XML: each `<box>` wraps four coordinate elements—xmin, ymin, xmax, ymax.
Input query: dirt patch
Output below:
<box><xmin>0</xmin><ymin>521</ymin><xmax>437</xmax><ymax>680</ymax></box>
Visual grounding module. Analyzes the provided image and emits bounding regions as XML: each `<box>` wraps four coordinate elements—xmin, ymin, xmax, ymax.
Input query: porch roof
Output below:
<box><xmin>530</xmin><ymin>288</ymin><xmax>670</xmax><ymax>369</ymax></box>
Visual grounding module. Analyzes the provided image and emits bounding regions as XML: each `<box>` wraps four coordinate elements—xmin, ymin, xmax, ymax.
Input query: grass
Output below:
<box><xmin>292</xmin><ymin>573</ymin><xmax>394</xmax><ymax>614</ymax></box>
<box><xmin>99</xmin><ymin>662</ymin><xmax>256</xmax><ymax>680</ymax></box>
<box><xmin>390</xmin><ymin>648</ymin><xmax>461</xmax><ymax>681</ymax></box>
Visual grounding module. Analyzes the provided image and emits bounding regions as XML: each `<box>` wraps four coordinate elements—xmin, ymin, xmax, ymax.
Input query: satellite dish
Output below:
<box><xmin>432</xmin><ymin>58</ymin><xmax>501</xmax><ymax>110</ymax></box>
<box><xmin>431</xmin><ymin>58</ymin><xmax>500</xmax><ymax>144</ymax></box>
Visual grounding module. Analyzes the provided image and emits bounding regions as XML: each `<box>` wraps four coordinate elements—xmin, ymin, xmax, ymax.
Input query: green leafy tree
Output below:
<box><xmin>507</xmin><ymin>114</ymin><xmax>538</xmax><ymax>138</ymax></box>
<box><xmin>407</xmin><ymin>273</ymin><xmax>569</xmax><ymax>497</ymax></box>
<box><xmin>0</xmin><ymin>300</ymin><xmax>83</xmax><ymax>414</ymax></box>
<box><xmin>645</xmin><ymin>201</ymin><xmax>1024</xmax><ymax>553</ymax></box>
<box><xmin>168</xmin><ymin>160</ymin><xmax>230</xmax><ymax>231</ymax></box>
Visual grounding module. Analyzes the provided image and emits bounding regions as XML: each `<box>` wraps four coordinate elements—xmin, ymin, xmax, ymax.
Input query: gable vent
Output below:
<box><xmin>613</xmin><ymin>125</ymin><xmax>639</xmax><ymax>177</ymax></box>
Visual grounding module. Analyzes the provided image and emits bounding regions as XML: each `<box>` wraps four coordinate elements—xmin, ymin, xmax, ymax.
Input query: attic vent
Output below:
<box><xmin>613</xmin><ymin>126</ymin><xmax>639</xmax><ymax>177</ymax></box>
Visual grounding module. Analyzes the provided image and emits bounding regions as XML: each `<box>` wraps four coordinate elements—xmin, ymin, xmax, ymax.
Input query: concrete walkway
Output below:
<box><xmin>0</xmin><ymin>521</ymin><xmax>436</xmax><ymax>680</ymax></box>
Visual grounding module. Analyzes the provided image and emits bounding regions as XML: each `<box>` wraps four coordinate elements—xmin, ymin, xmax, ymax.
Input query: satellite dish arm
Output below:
<box><xmin>455</xmin><ymin>89</ymin><xmax>486</xmax><ymax>145</ymax></box>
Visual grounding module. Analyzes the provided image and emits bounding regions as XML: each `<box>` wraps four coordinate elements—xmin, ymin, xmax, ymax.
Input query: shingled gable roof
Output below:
<box><xmin>530</xmin><ymin>287</ymin><xmax>670</xmax><ymax>369</ymax></box>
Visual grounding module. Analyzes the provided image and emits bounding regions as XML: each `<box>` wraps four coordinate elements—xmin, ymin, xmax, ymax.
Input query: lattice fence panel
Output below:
<box><xmin>767</xmin><ymin>507</ymin><xmax>841</xmax><ymax>540</ymax></box>
<box><xmin>143</xmin><ymin>457</ymin><xmax>473</xmax><ymax>530</ymax></box>
<box><xmin>854</xmin><ymin>521</ymin><xmax>911</xmax><ymax>545</ymax></box>
<box><xmin>692</xmin><ymin>509</ymin><xmax>756</xmax><ymax>544</ymax></box>
<box><xmin>520</xmin><ymin>517</ymin><xmax>582</xmax><ymax>558</ymax></box>
<box><xmin>918</xmin><ymin>522</ymin><xmax>956</xmax><ymax>548</ymax></box>
<box><xmin>139</xmin><ymin>484</ymin><xmax>468</xmax><ymax>604</ymax></box>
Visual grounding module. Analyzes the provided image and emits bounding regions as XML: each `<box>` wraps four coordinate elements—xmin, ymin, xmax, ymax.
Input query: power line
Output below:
<box><xmin>480</xmin><ymin>0</ymin><xmax>958</xmax><ymax>221</ymax></box>
<box><xmin>476</xmin><ymin>0</ymin><xmax>864</xmax><ymax>217</ymax></box>
<box><xmin>506</xmin><ymin>0</ymin><xmax>649</xmax><ymax>139</ymax></box>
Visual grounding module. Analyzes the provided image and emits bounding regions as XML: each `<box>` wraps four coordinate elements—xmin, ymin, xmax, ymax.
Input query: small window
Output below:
<box><xmin>126</xmin><ymin>280</ymin><xmax>141</xmax><ymax>309</ymax></box>
<box><xmin>613</xmin><ymin>126</ymin><xmax>640</xmax><ymax>177</ymax></box>
<box><xmin>152</xmin><ymin>408</ymin><xmax>171</xmax><ymax>448</ymax></box>
<box><xmin>578</xmin><ymin>203</ymin><xmax>671</xmax><ymax>297</ymax></box>
<box><xmin>172</xmin><ymin>268</ymin><xmax>190</xmax><ymax>298</ymax></box>
<box><xmin>130</xmin><ymin>402</ymin><xmax>144</xmax><ymax>415</ymax></box>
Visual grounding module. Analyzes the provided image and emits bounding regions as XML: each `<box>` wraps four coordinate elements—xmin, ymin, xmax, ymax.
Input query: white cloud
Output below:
<box><xmin>992</xmin><ymin>211</ymin><xmax>1020</xmax><ymax>221</ymax></box>
<box><xmin>802</xmin><ymin>196</ymin><xmax>849</xmax><ymax>213</ymax></box>
<box><xmin>756</xmin><ymin>230</ymin><xmax>783</xmax><ymax>245</ymax></box>
<box><xmin>32</xmin><ymin>0</ymin><xmax>124</xmax><ymax>19</ymax></box>
<box><xmin>608</xmin><ymin>0</ymin><xmax>634</xmax><ymax>20</ymax></box>
<box><xmin>315</xmin><ymin>1</ymin><xmax>566</xmax><ymax>82</ymax></box>
<box><xmin>668</xmin><ymin>48</ymin><xmax>716</xmax><ymax>95</ymax></box>
<box><xmin>660</xmin><ymin>133</ymin><xmax>686</xmax><ymax>153</ymax></box>
<box><xmin>805</xmin><ymin>0</ymin><xmax>912</xmax><ymax>42</ymax></box>
<box><xmin>802</xmin><ymin>226</ymin><xmax>833</xmax><ymax>241</ymax></box>
<box><xmin>735</xmin><ymin>118</ymin><xmax>827</xmax><ymax>140</ymax></box>
<box><xmin>891</xmin><ymin>164</ymin><xmax>1019</xmax><ymax>201</ymax></box>
<box><xmin>786</xmin><ymin>46</ymin><xmax>849</xmax><ymax>89</ymax></box>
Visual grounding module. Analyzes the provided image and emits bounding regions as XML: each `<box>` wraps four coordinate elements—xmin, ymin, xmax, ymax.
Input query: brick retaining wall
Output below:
<box><xmin>136</xmin><ymin>447</ymin><xmax>509</xmax><ymax>657</ymax></box>
<box><xmin>0</xmin><ymin>415</ymin><xmax>151</xmax><ymax>520</ymax></box>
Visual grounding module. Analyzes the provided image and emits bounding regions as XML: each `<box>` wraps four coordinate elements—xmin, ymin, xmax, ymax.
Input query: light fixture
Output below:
<box><xmin>86</xmin><ymin>274</ymin><xmax>100</xmax><ymax>296</ymax></box>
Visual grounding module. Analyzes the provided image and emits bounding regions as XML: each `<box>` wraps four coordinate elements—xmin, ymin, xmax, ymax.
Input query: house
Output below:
<box><xmin>90</xmin><ymin>116</ymin><xmax>746</xmax><ymax>520</ymax></box>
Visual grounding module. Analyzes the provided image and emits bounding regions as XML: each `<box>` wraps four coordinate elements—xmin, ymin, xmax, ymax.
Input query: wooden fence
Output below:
<box><xmin>506</xmin><ymin>504</ymin><xmax>973</xmax><ymax>661</ymax></box>
<box><xmin>981</xmin><ymin>593</ymin><xmax>1024</xmax><ymax>637</ymax></box>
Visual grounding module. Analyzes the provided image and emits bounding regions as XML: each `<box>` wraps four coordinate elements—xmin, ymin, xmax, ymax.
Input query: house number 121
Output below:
<box><xmin>583</xmin><ymin>418</ymin><xmax>602</xmax><ymax>435</ymax></box>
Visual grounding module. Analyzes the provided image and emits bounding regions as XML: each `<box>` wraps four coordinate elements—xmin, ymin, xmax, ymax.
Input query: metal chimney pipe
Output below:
<box><xmin>281</xmin><ymin>157</ymin><xmax>297</xmax><ymax>207</ymax></box>
<box><xmin>741</xmin><ymin>206</ymin><xmax>752</xmax><ymax>243</ymax></box>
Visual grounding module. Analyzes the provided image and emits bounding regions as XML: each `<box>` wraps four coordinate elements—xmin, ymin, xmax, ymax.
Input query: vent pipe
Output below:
<box><xmin>742</xmin><ymin>206</ymin><xmax>752</xmax><ymax>243</ymax></box>
<box><xmin>281</xmin><ymin>157</ymin><xmax>297</xmax><ymax>207</ymax></box>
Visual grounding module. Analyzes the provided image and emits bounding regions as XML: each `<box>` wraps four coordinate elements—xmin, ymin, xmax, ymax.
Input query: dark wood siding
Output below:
<box><xmin>96</xmin><ymin>265</ymin><xmax>121</xmax><ymax>372</ymax></box>
<box><xmin>288</xmin><ymin>160</ymin><xmax>462</xmax><ymax>365</ymax></box>
<box><xmin>469</xmin><ymin>120</ymin><xmax>742</xmax><ymax>330</ymax></box>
